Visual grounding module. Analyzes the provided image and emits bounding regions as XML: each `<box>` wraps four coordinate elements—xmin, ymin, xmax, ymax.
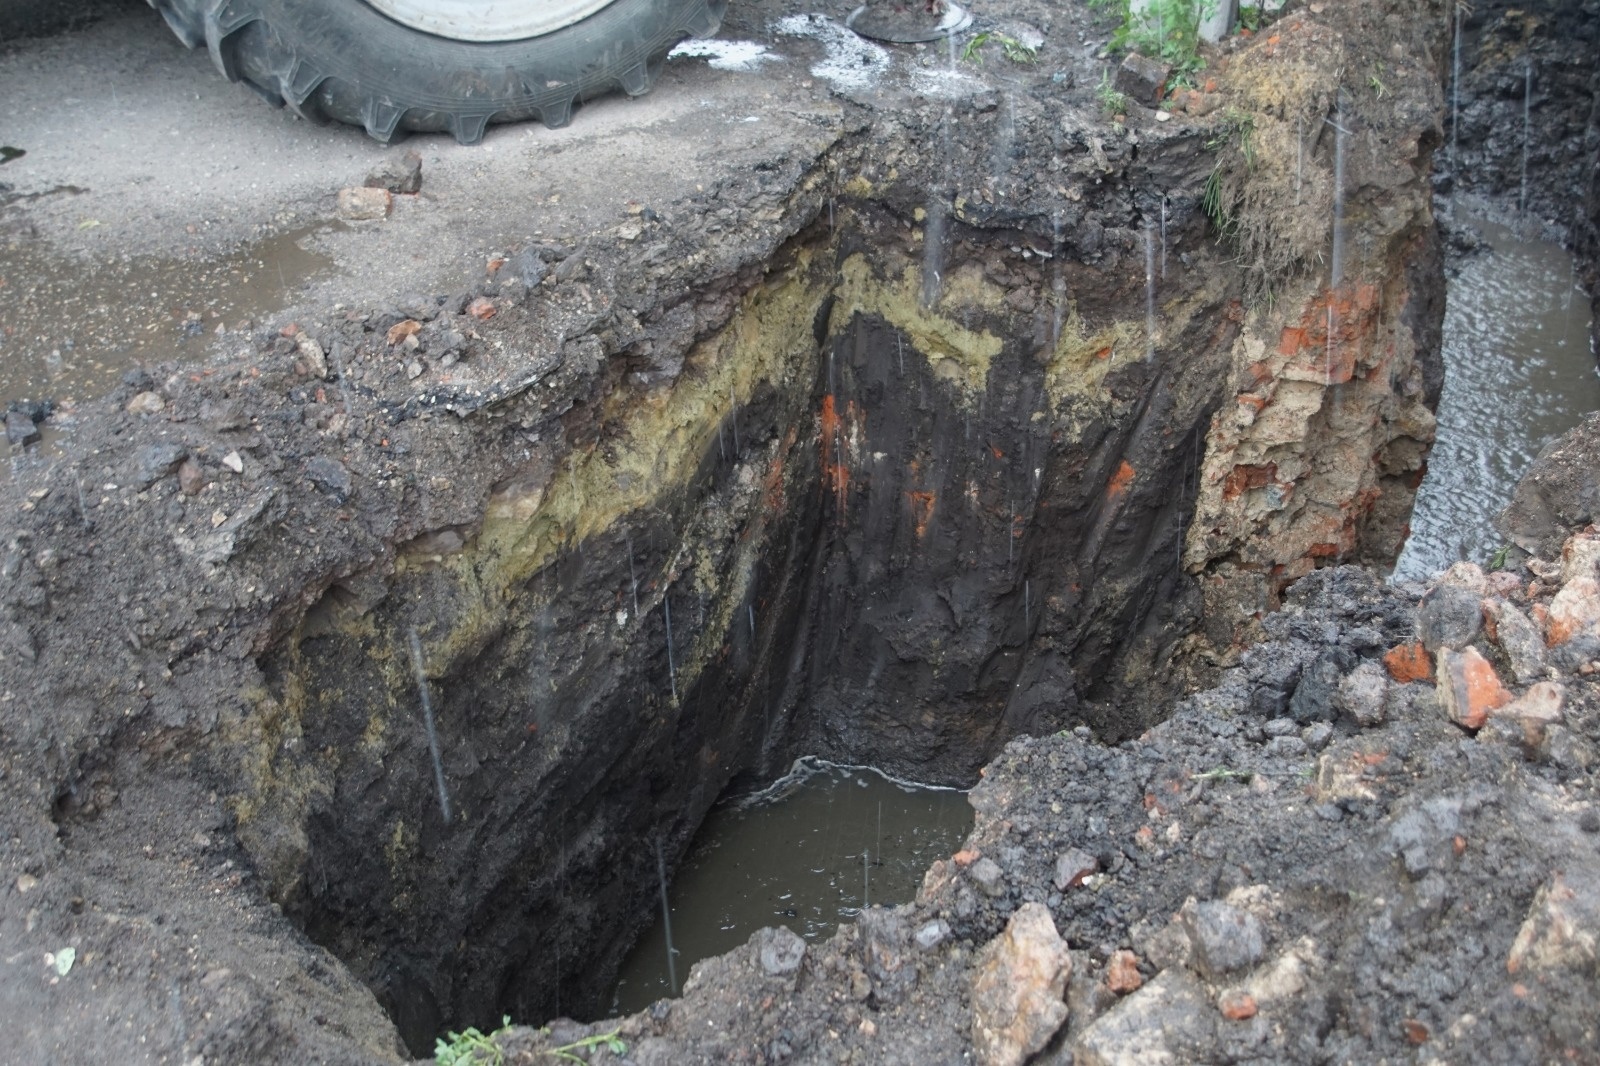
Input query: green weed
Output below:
<box><xmin>961</xmin><ymin>31</ymin><xmax>1039</xmax><ymax>65</ymax></box>
<box><xmin>1089</xmin><ymin>0</ymin><xmax>1214</xmax><ymax>84</ymax></box>
<box><xmin>545</xmin><ymin>1029</ymin><xmax>628</xmax><ymax>1063</ymax></box>
<box><xmin>1096</xmin><ymin>69</ymin><xmax>1130</xmax><ymax>117</ymax></box>
<box><xmin>436</xmin><ymin>1018</ymin><xmax>511</xmax><ymax>1066</ymax></box>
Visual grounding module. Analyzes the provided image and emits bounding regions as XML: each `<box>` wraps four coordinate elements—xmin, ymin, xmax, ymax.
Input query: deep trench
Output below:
<box><xmin>243</xmin><ymin>0</ymin><xmax>1600</xmax><ymax>1043</ymax></box>
<box><xmin>262</xmin><ymin>185</ymin><xmax>1229</xmax><ymax>1053</ymax></box>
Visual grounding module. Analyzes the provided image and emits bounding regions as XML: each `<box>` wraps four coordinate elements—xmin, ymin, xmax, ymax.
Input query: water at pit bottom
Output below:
<box><xmin>1394</xmin><ymin>216</ymin><xmax>1597</xmax><ymax>580</ymax></box>
<box><xmin>606</xmin><ymin>758</ymin><xmax>972</xmax><ymax>1017</ymax></box>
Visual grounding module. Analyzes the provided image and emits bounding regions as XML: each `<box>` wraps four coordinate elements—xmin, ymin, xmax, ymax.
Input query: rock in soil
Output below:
<box><xmin>364</xmin><ymin>149</ymin><xmax>422</xmax><ymax>195</ymax></box>
<box><xmin>970</xmin><ymin>903</ymin><xmax>1072</xmax><ymax>1066</ymax></box>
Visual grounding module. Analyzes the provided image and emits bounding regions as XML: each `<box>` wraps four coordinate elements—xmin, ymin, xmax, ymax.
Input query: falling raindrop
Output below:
<box><xmin>627</xmin><ymin>533</ymin><xmax>640</xmax><ymax>620</ymax></box>
<box><xmin>330</xmin><ymin>340</ymin><xmax>355</xmax><ymax>423</ymax></box>
<box><xmin>1024</xmin><ymin>578</ymin><xmax>1031</xmax><ymax>633</ymax></box>
<box><xmin>406</xmin><ymin>628</ymin><xmax>452</xmax><ymax>825</ymax></box>
<box><xmin>1051</xmin><ymin>209</ymin><xmax>1066</xmax><ymax>348</ymax></box>
<box><xmin>664</xmin><ymin>596</ymin><xmax>678</xmax><ymax>702</ymax></box>
<box><xmin>1329</xmin><ymin>102</ymin><xmax>1349</xmax><ymax>288</ymax></box>
<box><xmin>1296</xmin><ymin>115</ymin><xmax>1304</xmax><ymax>206</ymax></box>
<box><xmin>1519</xmin><ymin>61</ymin><xmax>1533</xmax><ymax>220</ymax></box>
<box><xmin>1450</xmin><ymin>3</ymin><xmax>1462</xmax><ymax>175</ymax></box>
<box><xmin>748</xmin><ymin>603</ymin><xmax>756</xmax><ymax>639</ymax></box>
<box><xmin>655</xmin><ymin>838</ymin><xmax>679</xmax><ymax>995</ymax></box>
<box><xmin>1159</xmin><ymin>196</ymin><xmax>1169</xmax><ymax>279</ymax></box>
<box><xmin>1144</xmin><ymin>221</ymin><xmax>1158</xmax><ymax>362</ymax></box>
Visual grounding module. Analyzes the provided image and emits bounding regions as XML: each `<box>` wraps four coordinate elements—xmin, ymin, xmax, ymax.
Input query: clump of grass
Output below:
<box><xmin>1202</xmin><ymin>107</ymin><xmax>1256</xmax><ymax>239</ymax></box>
<box><xmin>1096</xmin><ymin>69</ymin><xmax>1130</xmax><ymax>117</ymax></box>
<box><xmin>961</xmin><ymin>31</ymin><xmax>1039</xmax><ymax>65</ymax></box>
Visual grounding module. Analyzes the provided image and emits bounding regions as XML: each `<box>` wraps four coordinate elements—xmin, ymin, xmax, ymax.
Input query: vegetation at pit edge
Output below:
<box><xmin>960</xmin><ymin>30</ymin><xmax>1039</xmax><ymax>65</ymax></box>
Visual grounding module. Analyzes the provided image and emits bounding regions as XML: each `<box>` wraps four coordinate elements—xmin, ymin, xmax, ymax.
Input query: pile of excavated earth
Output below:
<box><xmin>497</xmin><ymin>419</ymin><xmax>1600</xmax><ymax>1063</ymax></box>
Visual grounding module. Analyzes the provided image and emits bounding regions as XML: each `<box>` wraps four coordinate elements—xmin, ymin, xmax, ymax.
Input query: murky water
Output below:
<box><xmin>1394</xmin><ymin>217</ymin><xmax>1597</xmax><ymax>580</ymax></box>
<box><xmin>0</xmin><ymin>222</ymin><xmax>335</xmax><ymax>407</ymax></box>
<box><xmin>606</xmin><ymin>758</ymin><xmax>972</xmax><ymax>1017</ymax></box>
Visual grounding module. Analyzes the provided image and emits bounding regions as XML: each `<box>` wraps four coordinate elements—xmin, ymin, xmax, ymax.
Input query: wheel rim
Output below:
<box><xmin>361</xmin><ymin>0</ymin><xmax>623</xmax><ymax>41</ymax></box>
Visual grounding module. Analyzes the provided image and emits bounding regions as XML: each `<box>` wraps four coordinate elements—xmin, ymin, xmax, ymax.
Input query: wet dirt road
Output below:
<box><xmin>0</xmin><ymin>0</ymin><xmax>849</xmax><ymax>424</ymax></box>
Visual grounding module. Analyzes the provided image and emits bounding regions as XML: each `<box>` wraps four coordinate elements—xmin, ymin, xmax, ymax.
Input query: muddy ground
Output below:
<box><xmin>1</xmin><ymin>0</ymin><xmax>1597</xmax><ymax>1063</ymax></box>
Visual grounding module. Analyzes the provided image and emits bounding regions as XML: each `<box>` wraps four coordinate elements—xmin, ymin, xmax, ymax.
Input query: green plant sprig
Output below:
<box><xmin>436</xmin><ymin>1017</ymin><xmax>511</xmax><ymax>1066</ymax></box>
<box><xmin>961</xmin><ymin>31</ymin><xmax>1039</xmax><ymax>65</ymax></box>
<box><xmin>544</xmin><ymin>1029</ymin><xmax>628</xmax><ymax>1063</ymax></box>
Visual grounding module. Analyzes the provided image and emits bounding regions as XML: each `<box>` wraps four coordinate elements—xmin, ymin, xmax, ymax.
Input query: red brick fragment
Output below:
<box><xmin>1218</xmin><ymin>991</ymin><xmax>1257</xmax><ymax>1020</ymax></box>
<box><xmin>1383</xmin><ymin>642</ymin><xmax>1432</xmax><ymax>683</ymax></box>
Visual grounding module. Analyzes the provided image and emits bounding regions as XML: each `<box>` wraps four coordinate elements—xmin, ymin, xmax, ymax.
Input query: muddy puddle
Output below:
<box><xmin>0</xmin><ymin>219</ymin><xmax>335</xmax><ymax>412</ymax></box>
<box><xmin>605</xmin><ymin>758</ymin><xmax>972</xmax><ymax>1018</ymax></box>
<box><xmin>1394</xmin><ymin>215</ymin><xmax>1597</xmax><ymax>579</ymax></box>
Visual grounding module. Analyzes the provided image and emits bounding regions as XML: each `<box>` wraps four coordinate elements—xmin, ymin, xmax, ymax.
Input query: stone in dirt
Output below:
<box><xmin>970</xmin><ymin>903</ymin><xmax>1071</xmax><ymax>1066</ymax></box>
<box><xmin>1336</xmin><ymin>660</ymin><xmax>1390</xmax><ymax>727</ymax></box>
<box><xmin>296</xmin><ymin>336</ymin><xmax>328</xmax><ymax>379</ymax></box>
<box><xmin>1435</xmin><ymin>646</ymin><xmax>1510</xmax><ymax>730</ymax></box>
<box><xmin>1416</xmin><ymin>581</ymin><xmax>1484</xmax><ymax>652</ymax></box>
<box><xmin>1054</xmin><ymin>848</ymin><xmax>1099</xmax><ymax>891</ymax></box>
<box><xmin>1113</xmin><ymin>53</ymin><xmax>1170</xmax><ymax>107</ymax></box>
<box><xmin>133</xmin><ymin>441</ymin><xmax>187</xmax><ymax>488</ymax></box>
<box><xmin>1073</xmin><ymin>969</ymin><xmax>1210</xmax><ymax>1066</ymax></box>
<box><xmin>1105</xmin><ymin>949</ymin><xmax>1142</xmax><ymax>994</ymax></box>
<box><xmin>970</xmin><ymin>856</ymin><xmax>1007</xmax><ymax>897</ymax></box>
<box><xmin>303</xmin><ymin>457</ymin><xmax>352</xmax><ymax>501</ymax></box>
<box><xmin>1181</xmin><ymin>901</ymin><xmax>1266</xmax><ymax>979</ymax></box>
<box><xmin>1506</xmin><ymin>872</ymin><xmax>1600</xmax><ymax>975</ymax></box>
<box><xmin>176</xmin><ymin>457</ymin><xmax>205</xmax><ymax>496</ymax></box>
<box><xmin>126</xmin><ymin>390</ymin><xmax>165</xmax><ymax>415</ymax></box>
<box><xmin>1482</xmin><ymin>599</ymin><xmax>1548</xmax><ymax>684</ymax></box>
<box><xmin>364</xmin><ymin>150</ymin><xmax>422</xmax><ymax>195</ymax></box>
<box><xmin>1559</xmin><ymin>531</ymin><xmax>1600</xmax><ymax>585</ymax></box>
<box><xmin>5</xmin><ymin>409</ymin><xmax>39</xmax><ymax>446</ymax></box>
<box><xmin>1545</xmin><ymin>576</ymin><xmax>1600</xmax><ymax>645</ymax></box>
<box><xmin>336</xmin><ymin>186</ymin><xmax>391</xmax><ymax>221</ymax></box>
<box><xmin>755</xmin><ymin>926</ymin><xmax>806</xmax><ymax>977</ymax></box>
<box><xmin>858</xmin><ymin>908</ymin><xmax>916</xmax><ymax>1003</ymax></box>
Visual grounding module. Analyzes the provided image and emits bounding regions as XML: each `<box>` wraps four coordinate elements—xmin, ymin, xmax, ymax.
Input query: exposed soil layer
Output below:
<box><xmin>8</xmin><ymin>0</ymin><xmax>1572</xmax><ymax>1062</ymax></box>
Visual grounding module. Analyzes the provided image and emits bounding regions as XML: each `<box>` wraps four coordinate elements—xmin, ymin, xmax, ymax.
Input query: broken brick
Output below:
<box><xmin>1383</xmin><ymin>642</ymin><xmax>1433</xmax><ymax>683</ymax></box>
<box><xmin>1436</xmin><ymin>646</ymin><xmax>1511</xmax><ymax>731</ymax></box>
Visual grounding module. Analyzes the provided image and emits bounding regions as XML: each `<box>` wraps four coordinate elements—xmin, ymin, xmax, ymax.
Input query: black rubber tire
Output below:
<box><xmin>145</xmin><ymin>0</ymin><xmax>727</xmax><ymax>144</ymax></box>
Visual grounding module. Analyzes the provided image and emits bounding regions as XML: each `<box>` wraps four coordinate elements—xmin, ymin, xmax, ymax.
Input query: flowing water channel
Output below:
<box><xmin>1394</xmin><ymin>214</ymin><xmax>1598</xmax><ymax>579</ymax></box>
<box><xmin>605</xmin><ymin>758</ymin><xmax>971</xmax><ymax>1017</ymax></box>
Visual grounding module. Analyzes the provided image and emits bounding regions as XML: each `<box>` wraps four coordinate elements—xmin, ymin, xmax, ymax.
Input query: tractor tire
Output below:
<box><xmin>145</xmin><ymin>0</ymin><xmax>726</xmax><ymax>144</ymax></box>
